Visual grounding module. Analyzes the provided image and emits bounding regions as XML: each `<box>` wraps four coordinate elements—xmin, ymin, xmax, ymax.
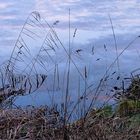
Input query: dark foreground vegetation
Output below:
<box><xmin>0</xmin><ymin>77</ymin><xmax>140</xmax><ymax>140</ymax></box>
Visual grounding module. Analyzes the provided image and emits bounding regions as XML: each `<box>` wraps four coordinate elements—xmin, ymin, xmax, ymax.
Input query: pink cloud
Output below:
<box><xmin>0</xmin><ymin>15</ymin><xmax>16</xmax><ymax>20</ymax></box>
<box><xmin>0</xmin><ymin>2</ymin><xmax>13</xmax><ymax>10</ymax></box>
<box><xmin>0</xmin><ymin>25</ymin><xmax>21</xmax><ymax>31</ymax></box>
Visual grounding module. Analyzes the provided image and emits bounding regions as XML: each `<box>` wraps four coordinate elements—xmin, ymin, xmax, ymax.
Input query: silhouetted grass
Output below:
<box><xmin>0</xmin><ymin>11</ymin><xmax>140</xmax><ymax>139</ymax></box>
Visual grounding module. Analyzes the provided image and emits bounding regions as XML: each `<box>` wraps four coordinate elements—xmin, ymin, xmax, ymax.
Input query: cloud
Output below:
<box><xmin>1</xmin><ymin>0</ymin><xmax>140</xmax><ymax>39</ymax></box>
<box><xmin>0</xmin><ymin>15</ymin><xmax>16</xmax><ymax>20</ymax></box>
<box><xmin>0</xmin><ymin>2</ymin><xmax>13</xmax><ymax>9</ymax></box>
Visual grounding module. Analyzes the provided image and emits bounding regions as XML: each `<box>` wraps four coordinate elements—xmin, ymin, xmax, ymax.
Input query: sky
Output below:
<box><xmin>0</xmin><ymin>0</ymin><xmax>140</xmax><ymax>60</ymax></box>
<box><xmin>0</xmin><ymin>0</ymin><xmax>140</xmax><ymax>107</ymax></box>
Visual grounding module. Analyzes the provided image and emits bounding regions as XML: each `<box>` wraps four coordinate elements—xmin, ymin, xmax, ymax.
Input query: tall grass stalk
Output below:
<box><xmin>63</xmin><ymin>9</ymin><xmax>71</xmax><ymax>139</ymax></box>
<box><xmin>109</xmin><ymin>14</ymin><xmax>120</xmax><ymax>74</ymax></box>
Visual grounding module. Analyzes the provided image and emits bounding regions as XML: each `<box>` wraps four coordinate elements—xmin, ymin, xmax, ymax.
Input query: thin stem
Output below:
<box><xmin>109</xmin><ymin>14</ymin><xmax>120</xmax><ymax>74</ymax></box>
